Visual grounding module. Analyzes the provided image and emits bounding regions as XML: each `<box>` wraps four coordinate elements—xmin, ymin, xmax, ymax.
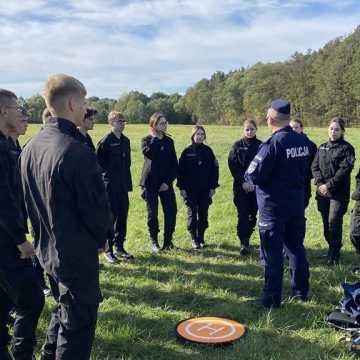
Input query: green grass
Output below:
<box><xmin>21</xmin><ymin>124</ymin><xmax>360</xmax><ymax>359</ymax></box>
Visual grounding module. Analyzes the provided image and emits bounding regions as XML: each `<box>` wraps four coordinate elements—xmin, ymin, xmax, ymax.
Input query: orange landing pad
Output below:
<box><xmin>176</xmin><ymin>317</ymin><xmax>247</xmax><ymax>345</ymax></box>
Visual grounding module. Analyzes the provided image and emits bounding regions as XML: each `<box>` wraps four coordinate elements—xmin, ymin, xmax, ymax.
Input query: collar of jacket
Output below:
<box><xmin>242</xmin><ymin>136</ymin><xmax>258</xmax><ymax>146</ymax></box>
<box><xmin>328</xmin><ymin>137</ymin><xmax>344</xmax><ymax>146</ymax></box>
<box><xmin>0</xmin><ymin>130</ymin><xmax>7</xmax><ymax>141</ymax></box>
<box><xmin>272</xmin><ymin>125</ymin><xmax>292</xmax><ymax>136</ymax></box>
<box><xmin>53</xmin><ymin>117</ymin><xmax>78</xmax><ymax>139</ymax></box>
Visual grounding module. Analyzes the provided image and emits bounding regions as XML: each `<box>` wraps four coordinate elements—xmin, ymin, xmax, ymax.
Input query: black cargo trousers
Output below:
<box><xmin>40</xmin><ymin>276</ymin><xmax>99</xmax><ymax>360</ymax></box>
<box><xmin>0</xmin><ymin>264</ymin><xmax>44</xmax><ymax>360</ymax></box>
<box><xmin>317</xmin><ymin>195</ymin><xmax>349</xmax><ymax>259</ymax></box>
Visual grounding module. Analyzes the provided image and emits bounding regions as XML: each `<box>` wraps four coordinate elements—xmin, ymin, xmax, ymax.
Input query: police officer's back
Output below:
<box><xmin>245</xmin><ymin>99</ymin><xmax>310</xmax><ymax>308</ymax></box>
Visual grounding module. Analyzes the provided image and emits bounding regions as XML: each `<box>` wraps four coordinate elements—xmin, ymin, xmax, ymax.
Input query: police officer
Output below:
<box><xmin>228</xmin><ymin>119</ymin><xmax>262</xmax><ymax>255</ymax></box>
<box><xmin>177</xmin><ymin>125</ymin><xmax>219</xmax><ymax>249</ymax></box>
<box><xmin>76</xmin><ymin>108</ymin><xmax>97</xmax><ymax>151</ymax></box>
<box><xmin>20</xmin><ymin>74</ymin><xmax>110</xmax><ymax>360</ymax></box>
<box><xmin>96</xmin><ymin>111</ymin><xmax>133</xmax><ymax>263</ymax></box>
<box><xmin>140</xmin><ymin>112</ymin><xmax>178</xmax><ymax>252</ymax></box>
<box><xmin>245</xmin><ymin>99</ymin><xmax>310</xmax><ymax>308</ymax></box>
<box><xmin>311</xmin><ymin>117</ymin><xmax>355</xmax><ymax>264</ymax></box>
<box><xmin>0</xmin><ymin>89</ymin><xmax>44</xmax><ymax>360</ymax></box>
<box><xmin>290</xmin><ymin>119</ymin><xmax>318</xmax><ymax>209</ymax></box>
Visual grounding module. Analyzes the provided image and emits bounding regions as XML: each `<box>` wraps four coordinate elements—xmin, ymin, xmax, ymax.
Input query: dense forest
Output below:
<box><xmin>21</xmin><ymin>26</ymin><xmax>360</xmax><ymax>126</ymax></box>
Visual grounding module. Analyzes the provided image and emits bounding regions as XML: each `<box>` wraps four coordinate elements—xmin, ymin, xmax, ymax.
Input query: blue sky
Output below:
<box><xmin>1</xmin><ymin>0</ymin><xmax>360</xmax><ymax>99</ymax></box>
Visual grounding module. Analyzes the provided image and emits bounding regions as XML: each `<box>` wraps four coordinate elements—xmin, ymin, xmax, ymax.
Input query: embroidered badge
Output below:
<box><xmin>247</xmin><ymin>160</ymin><xmax>257</xmax><ymax>174</ymax></box>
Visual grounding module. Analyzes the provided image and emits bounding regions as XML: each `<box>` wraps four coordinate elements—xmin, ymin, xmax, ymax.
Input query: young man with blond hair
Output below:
<box><xmin>96</xmin><ymin>111</ymin><xmax>133</xmax><ymax>263</ymax></box>
<box><xmin>0</xmin><ymin>89</ymin><xmax>44</xmax><ymax>360</ymax></box>
<box><xmin>20</xmin><ymin>74</ymin><xmax>110</xmax><ymax>360</ymax></box>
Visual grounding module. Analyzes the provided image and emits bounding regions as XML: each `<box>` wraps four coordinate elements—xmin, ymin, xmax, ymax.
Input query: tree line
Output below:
<box><xmin>21</xmin><ymin>25</ymin><xmax>360</xmax><ymax>126</ymax></box>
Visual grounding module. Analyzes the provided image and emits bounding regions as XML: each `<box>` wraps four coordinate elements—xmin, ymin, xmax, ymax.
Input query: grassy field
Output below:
<box><xmin>21</xmin><ymin>124</ymin><xmax>360</xmax><ymax>360</ymax></box>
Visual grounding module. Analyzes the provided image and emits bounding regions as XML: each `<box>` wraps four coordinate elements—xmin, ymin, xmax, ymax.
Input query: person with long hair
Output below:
<box><xmin>312</xmin><ymin>117</ymin><xmax>355</xmax><ymax>264</ymax></box>
<box><xmin>140</xmin><ymin>112</ymin><xmax>178</xmax><ymax>252</ymax></box>
<box><xmin>177</xmin><ymin>125</ymin><xmax>219</xmax><ymax>249</ymax></box>
<box><xmin>228</xmin><ymin>120</ymin><xmax>262</xmax><ymax>255</ymax></box>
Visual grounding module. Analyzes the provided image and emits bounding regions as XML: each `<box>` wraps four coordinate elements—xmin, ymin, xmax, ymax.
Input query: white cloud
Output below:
<box><xmin>0</xmin><ymin>0</ymin><xmax>359</xmax><ymax>98</ymax></box>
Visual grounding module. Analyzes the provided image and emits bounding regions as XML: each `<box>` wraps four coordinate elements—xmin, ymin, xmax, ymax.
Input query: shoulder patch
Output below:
<box><xmin>247</xmin><ymin>160</ymin><xmax>258</xmax><ymax>174</ymax></box>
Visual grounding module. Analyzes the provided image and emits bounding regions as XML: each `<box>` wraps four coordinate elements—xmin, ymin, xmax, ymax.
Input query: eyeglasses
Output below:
<box><xmin>113</xmin><ymin>119</ymin><xmax>126</xmax><ymax>124</ymax></box>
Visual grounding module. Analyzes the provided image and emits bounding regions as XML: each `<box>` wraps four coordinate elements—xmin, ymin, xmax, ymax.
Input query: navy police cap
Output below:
<box><xmin>271</xmin><ymin>99</ymin><xmax>290</xmax><ymax>115</ymax></box>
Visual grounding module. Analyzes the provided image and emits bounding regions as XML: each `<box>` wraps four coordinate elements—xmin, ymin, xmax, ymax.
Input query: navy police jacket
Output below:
<box><xmin>177</xmin><ymin>143</ymin><xmax>219</xmax><ymax>193</ymax></box>
<box><xmin>245</xmin><ymin>126</ymin><xmax>310</xmax><ymax>224</ymax></box>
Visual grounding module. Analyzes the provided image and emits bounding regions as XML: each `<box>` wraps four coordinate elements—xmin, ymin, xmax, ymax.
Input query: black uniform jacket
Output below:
<box><xmin>96</xmin><ymin>132</ymin><xmax>132</xmax><ymax>193</ymax></box>
<box><xmin>303</xmin><ymin>134</ymin><xmax>317</xmax><ymax>192</ymax></box>
<box><xmin>228</xmin><ymin>137</ymin><xmax>262</xmax><ymax>192</ymax></box>
<box><xmin>140</xmin><ymin>135</ymin><xmax>178</xmax><ymax>190</ymax></box>
<box><xmin>8</xmin><ymin>138</ymin><xmax>29</xmax><ymax>233</ymax></box>
<box><xmin>352</xmin><ymin>169</ymin><xmax>360</xmax><ymax>201</ymax></box>
<box><xmin>311</xmin><ymin>138</ymin><xmax>355</xmax><ymax>200</ymax></box>
<box><xmin>177</xmin><ymin>143</ymin><xmax>219</xmax><ymax>193</ymax></box>
<box><xmin>0</xmin><ymin>132</ymin><xmax>28</xmax><ymax>270</ymax></box>
<box><xmin>75</xmin><ymin>130</ymin><xmax>96</xmax><ymax>152</ymax></box>
<box><xmin>20</xmin><ymin>118</ymin><xmax>111</xmax><ymax>304</ymax></box>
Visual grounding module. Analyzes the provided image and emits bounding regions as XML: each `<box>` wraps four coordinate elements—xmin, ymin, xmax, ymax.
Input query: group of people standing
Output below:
<box><xmin>1</xmin><ymin>73</ymin><xmax>360</xmax><ymax>360</ymax></box>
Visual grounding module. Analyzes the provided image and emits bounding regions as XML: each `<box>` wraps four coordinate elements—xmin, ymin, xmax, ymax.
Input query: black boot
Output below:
<box><xmin>151</xmin><ymin>237</ymin><xmax>161</xmax><ymax>253</ymax></box>
<box><xmin>190</xmin><ymin>231</ymin><xmax>200</xmax><ymax>250</ymax></box>
<box><xmin>327</xmin><ymin>247</ymin><xmax>340</xmax><ymax>265</ymax></box>
<box><xmin>162</xmin><ymin>237</ymin><xmax>174</xmax><ymax>251</ymax></box>
<box><xmin>240</xmin><ymin>238</ymin><xmax>250</xmax><ymax>256</ymax></box>
<box><xmin>198</xmin><ymin>230</ymin><xmax>206</xmax><ymax>248</ymax></box>
<box><xmin>114</xmin><ymin>242</ymin><xmax>135</xmax><ymax>260</ymax></box>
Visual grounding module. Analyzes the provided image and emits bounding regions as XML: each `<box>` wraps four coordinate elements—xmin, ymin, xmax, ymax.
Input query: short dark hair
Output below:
<box><xmin>0</xmin><ymin>89</ymin><xmax>17</xmax><ymax>107</ymax></box>
<box><xmin>84</xmin><ymin>108</ymin><xmax>97</xmax><ymax>119</ymax></box>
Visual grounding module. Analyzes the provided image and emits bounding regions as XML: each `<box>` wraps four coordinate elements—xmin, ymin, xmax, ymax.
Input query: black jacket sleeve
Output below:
<box><xmin>96</xmin><ymin>138</ymin><xmax>108</xmax><ymax>173</ymax></box>
<box><xmin>0</xmin><ymin>145</ymin><xmax>26</xmax><ymax>246</ymax></box>
<box><xmin>228</xmin><ymin>142</ymin><xmax>245</xmax><ymax>184</ymax></box>
<box><xmin>125</xmin><ymin>137</ymin><xmax>133</xmax><ymax>191</ymax></box>
<box><xmin>352</xmin><ymin>169</ymin><xmax>360</xmax><ymax>201</ymax></box>
<box><xmin>164</xmin><ymin>139</ymin><xmax>178</xmax><ymax>186</ymax></box>
<box><xmin>67</xmin><ymin>146</ymin><xmax>111</xmax><ymax>249</ymax></box>
<box><xmin>141</xmin><ymin>136</ymin><xmax>158</xmax><ymax>160</ymax></box>
<box><xmin>311</xmin><ymin>149</ymin><xmax>324</xmax><ymax>186</ymax></box>
<box><xmin>209</xmin><ymin>148</ymin><xmax>220</xmax><ymax>189</ymax></box>
<box><xmin>326</xmin><ymin>146</ymin><xmax>355</xmax><ymax>192</ymax></box>
<box><xmin>177</xmin><ymin>148</ymin><xmax>186</xmax><ymax>190</ymax></box>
